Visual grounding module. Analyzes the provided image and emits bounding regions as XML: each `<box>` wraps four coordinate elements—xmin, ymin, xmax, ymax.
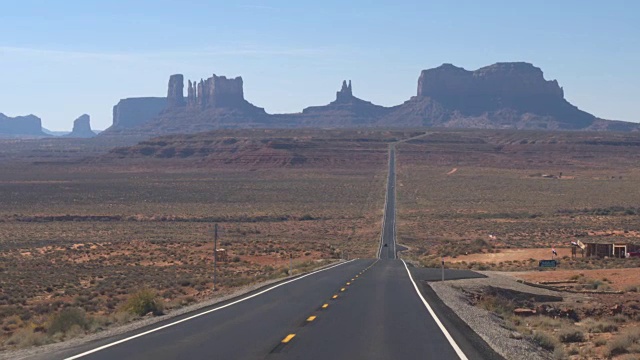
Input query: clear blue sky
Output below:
<box><xmin>1</xmin><ymin>0</ymin><xmax>638</xmax><ymax>130</ymax></box>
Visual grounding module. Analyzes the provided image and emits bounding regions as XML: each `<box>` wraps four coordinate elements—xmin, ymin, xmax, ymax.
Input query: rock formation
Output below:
<box><xmin>167</xmin><ymin>74</ymin><xmax>185</xmax><ymax>108</ymax></box>
<box><xmin>288</xmin><ymin>80</ymin><xmax>390</xmax><ymax>126</ymax></box>
<box><xmin>184</xmin><ymin>75</ymin><xmax>246</xmax><ymax>109</ymax></box>
<box><xmin>101</xmin><ymin>63</ymin><xmax>639</xmax><ymax>137</ymax></box>
<box><xmin>0</xmin><ymin>113</ymin><xmax>47</xmax><ymax>137</ymax></box>
<box><xmin>108</xmin><ymin>97</ymin><xmax>167</xmax><ymax>131</ymax></box>
<box><xmin>66</xmin><ymin>114</ymin><xmax>96</xmax><ymax>138</ymax></box>
<box><xmin>381</xmin><ymin>62</ymin><xmax>606</xmax><ymax>130</ymax></box>
<box><xmin>336</xmin><ymin>80</ymin><xmax>353</xmax><ymax>102</ymax></box>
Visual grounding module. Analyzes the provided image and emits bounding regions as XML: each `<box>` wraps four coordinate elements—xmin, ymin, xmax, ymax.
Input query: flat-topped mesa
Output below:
<box><xmin>167</xmin><ymin>74</ymin><xmax>185</xmax><ymax>108</ymax></box>
<box><xmin>0</xmin><ymin>113</ymin><xmax>45</xmax><ymax>136</ymax></box>
<box><xmin>185</xmin><ymin>74</ymin><xmax>245</xmax><ymax>109</ymax></box>
<box><xmin>417</xmin><ymin>62</ymin><xmax>564</xmax><ymax>100</ymax></box>
<box><xmin>335</xmin><ymin>80</ymin><xmax>353</xmax><ymax>102</ymax></box>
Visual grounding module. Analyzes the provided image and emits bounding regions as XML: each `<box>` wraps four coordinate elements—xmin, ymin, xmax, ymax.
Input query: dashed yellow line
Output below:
<box><xmin>281</xmin><ymin>334</ymin><xmax>296</xmax><ymax>343</ymax></box>
<box><xmin>322</xmin><ymin>303</ymin><xmax>329</xmax><ymax>309</ymax></box>
<box><xmin>306</xmin><ymin>316</ymin><xmax>317</xmax><ymax>322</ymax></box>
<box><xmin>346</xmin><ymin>282</ymin><xmax>351</xmax><ymax>286</ymax></box>
<box><xmin>340</xmin><ymin>288</ymin><xmax>346</xmax><ymax>292</ymax></box>
<box><xmin>332</xmin><ymin>295</ymin><xmax>338</xmax><ymax>299</ymax></box>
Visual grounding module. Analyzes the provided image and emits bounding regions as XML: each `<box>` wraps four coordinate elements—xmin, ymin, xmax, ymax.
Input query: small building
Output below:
<box><xmin>581</xmin><ymin>241</ymin><xmax>640</xmax><ymax>258</ymax></box>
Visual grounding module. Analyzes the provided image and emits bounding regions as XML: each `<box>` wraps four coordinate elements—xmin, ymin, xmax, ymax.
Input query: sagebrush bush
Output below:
<box><xmin>122</xmin><ymin>289</ymin><xmax>163</xmax><ymax>316</ymax></box>
<box><xmin>47</xmin><ymin>307</ymin><xmax>90</xmax><ymax>335</ymax></box>
<box><xmin>558</xmin><ymin>328</ymin><xmax>585</xmax><ymax>343</ymax></box>
<box><xmin>533</xmin><ymin>331</ymin><xmax>559</xmax><ymax>351</ymax></box>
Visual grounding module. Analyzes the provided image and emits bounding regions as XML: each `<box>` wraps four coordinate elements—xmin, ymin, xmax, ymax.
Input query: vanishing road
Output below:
<box><xmin>40</xmin><ymin>145</ymin><xmax>502</xmax><ymax>360</ymax></box>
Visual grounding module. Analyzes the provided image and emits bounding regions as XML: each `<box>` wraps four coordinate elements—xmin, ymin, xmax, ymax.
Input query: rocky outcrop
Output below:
<box><xmin>107</xmin><ymin>97</ymin><xmax>167</xmax><ymax>131</ymax></box>
<box><xmin>291</xmin><ymin>80</ymin><xmax>390</xmax><ymax>126</ymax></box>
<box><xmin>118</xmin><ymin>73</ymin><xmax>270</xmax><ymax>136</ymax></box>
<box><xmin>184</xmin><ymin>74</ymin><xmax>246</xmax><ymax>109</ymax></box>
<box><xmin>381</xmin><ymin>62</ymin><xmax>610</xmax><ymax>130</ymax></box>
<box><xmin>0</xmin><ymin>113</ymin><xmax>47</xmax><ymax>137</ymax></box>
<box><xmin>167</xmin><ymin>74</ymin><xmax>185</xmax><ymax>108</ymax></box>
<box><xmin>66</xmin><ymin>114</ymin><xmax>96</xmax><ymax>138</ymax></box>
<box><xmin>102</xmin><ymin>63</ymin><xmax>639</xmax><ymax>137</ymax></box>
<box><xmin>417</xmin><ymin>62</ymin><xmax>564</xmax><ymax>99</ymax></box>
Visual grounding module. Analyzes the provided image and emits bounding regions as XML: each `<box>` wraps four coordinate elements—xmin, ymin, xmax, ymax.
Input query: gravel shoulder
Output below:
<box><xmin>429</xmin><ymin>271</ymin><xmax>561</xmax><ymax>360</ymax></box>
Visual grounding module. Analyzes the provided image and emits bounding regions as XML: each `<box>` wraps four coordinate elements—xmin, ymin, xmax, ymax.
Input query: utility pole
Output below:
<box><xmin>213</xmin><ymin>224</ymin><xmax>218</xmax><ymax>291</ymax></box>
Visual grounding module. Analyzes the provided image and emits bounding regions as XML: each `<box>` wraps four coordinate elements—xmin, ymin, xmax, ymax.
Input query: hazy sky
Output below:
<box><xmin>1</xmin><ymin>1</ymin><xmax>638</xmax><ymax>130</ymax></box>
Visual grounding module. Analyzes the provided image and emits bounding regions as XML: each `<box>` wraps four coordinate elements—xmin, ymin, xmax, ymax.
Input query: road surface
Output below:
<box><xmin>41</xmin><ymin>145</ymin><xmax>501</xmax><ymax>360</ymax></box>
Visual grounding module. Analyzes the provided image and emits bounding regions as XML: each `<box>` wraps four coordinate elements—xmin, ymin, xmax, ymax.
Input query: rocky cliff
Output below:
<box><xmin>66</xmin><ymin>114</ymin><xmax>96</xmax><ymax>138</ymax></box>
<box><xmin>0</xmin><ymin>113</ymin><xmax>47</xmax><ymax>137</ymax></box>
<box><xmin>381</xmin><ymin>62</ymin><xmax>613</xmax><ymax>130</ymax></box>
<box><xmin>111</xmin><ymin>73</ymin><xmax>270</xmax><ymax>136</ymax></box>
<box><xmin>107</xmin><ymin>97</ymin><xmax>167</xmax><ymax>132</ymax></box>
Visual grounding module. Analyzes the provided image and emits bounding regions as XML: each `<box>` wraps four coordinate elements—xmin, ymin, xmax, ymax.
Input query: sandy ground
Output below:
<box><xmin>446</xmin><ymin>247</ymin><xmax>573</xmax><ymax>263</ymax></box>
<box><xmin>514</xmin><ymin>267</ymin><xmax>640</xmax><ymax>291</ymax></box>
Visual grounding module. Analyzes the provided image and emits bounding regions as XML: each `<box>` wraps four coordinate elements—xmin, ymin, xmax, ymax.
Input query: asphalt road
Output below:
<box><xmin>44</xmin><ymin>145</ymin><xmax>502</xmax><ymax>360</ymax></box>
<box><xmin>378</xmin><ymin>146</ymin><xmax>397</xmax><ymax>260</ymax></box>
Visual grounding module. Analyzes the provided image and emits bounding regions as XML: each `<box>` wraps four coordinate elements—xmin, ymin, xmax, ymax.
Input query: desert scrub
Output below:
<box><xmin>605</xmin><ymin>327</ymin><xmax>640</xmax><ymax>357</ymax></box>
<box><xmin>532</xmin><ymin>331</ymin><xmax>560</xmax><ymax>352</ymax></box>
<box><xmin>47</xmin><ymin>307</ymin><xmax>90</xmax><ymax>335</ymax></box>
<box><xmin>557</xmin><ymin>327</ymin><xmax>585</xmax><ymax>343</ymax></box>
<box><xmin>581</xmin><ymin>318</ymin><xmax>618</xmax><ymax>333</ymax></box>
<box><xmin>121</xmin><ymin>289</ymin><xmax>164</xmax><ymax>316</ymax></box>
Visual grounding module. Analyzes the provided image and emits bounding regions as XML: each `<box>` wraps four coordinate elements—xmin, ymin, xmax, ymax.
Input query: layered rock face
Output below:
<box><xmin>109</xmin><ymin>97</ymin><xmax>167</xmax><ymax>130</ymax></box>
<box><xmin>167</xmin><ymin>74</ymin><xmax>246</xmax><ymax>110</ymax></box>
<box><xmin>383</xmin><ymin>62</ymin><xmax>600</xmax><ymax>130</ymax></box>
<box><xmin>67</xmin><ymin>114</ymin><xmax>96</xmax><ymax>138</ymax></box>
<box><xmin>0</xmin><ymin>113</ymin><xmax>46</xmax><ymax>137</ymax></box>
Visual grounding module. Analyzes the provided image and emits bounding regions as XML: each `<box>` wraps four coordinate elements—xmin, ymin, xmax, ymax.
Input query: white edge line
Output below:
<box><xmin>401</xmin><ymin>260</ymin><xmax>468</xmax><ymax>360</ymax></box>
<box><xmin>64</xmin><ymin>259</ymin><xmax>356</xmax><ymax>360</ymax></box>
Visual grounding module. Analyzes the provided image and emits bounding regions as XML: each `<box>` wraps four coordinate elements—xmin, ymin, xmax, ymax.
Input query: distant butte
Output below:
<box><xmin>98</xmin><ymin>63</ymin><xmax>639</xmax><ymax>138</ymax></box>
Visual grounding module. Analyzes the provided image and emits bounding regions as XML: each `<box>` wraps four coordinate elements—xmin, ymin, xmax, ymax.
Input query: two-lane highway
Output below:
<box><xmin>39</xmin><ymin>144</ymin><xmax>501</xmax><ymax>360</ymax></box>
<box><xmin>378</xmin><ymin>146</ymin><xmax>397</xmax><ymax>260</ymax></box>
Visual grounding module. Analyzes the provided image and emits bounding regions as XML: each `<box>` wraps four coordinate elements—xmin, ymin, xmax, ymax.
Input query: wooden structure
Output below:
<box><xmin>583</xmin><ymin>241</ymin><xmax>639</xmax><ymax>258</ymax></box>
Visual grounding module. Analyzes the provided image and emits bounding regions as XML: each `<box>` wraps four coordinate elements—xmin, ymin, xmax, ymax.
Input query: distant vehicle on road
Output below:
<box><xmin>383</xmin><ymin>243</ymin><xmax>388</xmax><ymax>247</ymax></box>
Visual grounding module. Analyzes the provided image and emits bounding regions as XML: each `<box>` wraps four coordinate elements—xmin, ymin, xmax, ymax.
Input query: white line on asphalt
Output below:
<box><xmin>64</xmin><ymin>259</ymin><xmax>357</xmax><ymax>360</ymax></box>
<box><xmin>401</xmin><ymin>260</ymin><xmax>469</xmax><ymax>360</ymax></box>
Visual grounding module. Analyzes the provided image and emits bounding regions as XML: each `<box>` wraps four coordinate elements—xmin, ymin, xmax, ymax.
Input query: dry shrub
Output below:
<box><xmin>122</xmin><ymin>289</ymin><xmax>164</xmax><ymax>317</ymax></box>
<box><xmin>47</xmin><ymin>307</ymin><xmax>90</xmax><ymax>335</ymax></box>
<box><xmin>606</xmin><ymin>327</ymin><xmax>640</xmax><ymax>357</ymax></box>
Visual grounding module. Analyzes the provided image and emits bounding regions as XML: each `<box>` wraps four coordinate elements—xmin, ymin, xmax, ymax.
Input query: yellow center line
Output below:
<box><xmin>351</xmin><ymin>278</ymin><xmax>355</xmax><ymax>281</ymax></box>
<box><xmin>322</xmin><ymin>303</ymin><xmax>329</xmax><ymax>309</ymax></box>
<box><xmin>281</xmin><ymin>334</ymin><xmax>296</xmax><ymax>343</ymax></box>
<box><xmin>306</xmin><ymin>316</ymin><xmax>317</xmax><ymax>322</ymax></box>
<box><xmin>332</xmin><ymin>295</ymin><xmax>338</xmax><ymax>299</ymax></box>
<box><xmin>346</xmin><ymin>282</ymin><xmax>351</xmax><ymax>285</ymax></box>
<box><xmin>340</xmin><ymin>288</ymin><xmax>346</xmax><ymax>292</ymax></box>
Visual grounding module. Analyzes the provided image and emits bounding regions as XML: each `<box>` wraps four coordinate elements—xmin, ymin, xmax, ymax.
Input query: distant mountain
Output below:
<box><xmin>98</xmin><ymin>63</ymin><xmax>639</xmax><ymax>137</ymax></box>
<box><xmin>0</xmin><ymin>113</ymin><xmax>48</xmax><ymax>137</ymax></box>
